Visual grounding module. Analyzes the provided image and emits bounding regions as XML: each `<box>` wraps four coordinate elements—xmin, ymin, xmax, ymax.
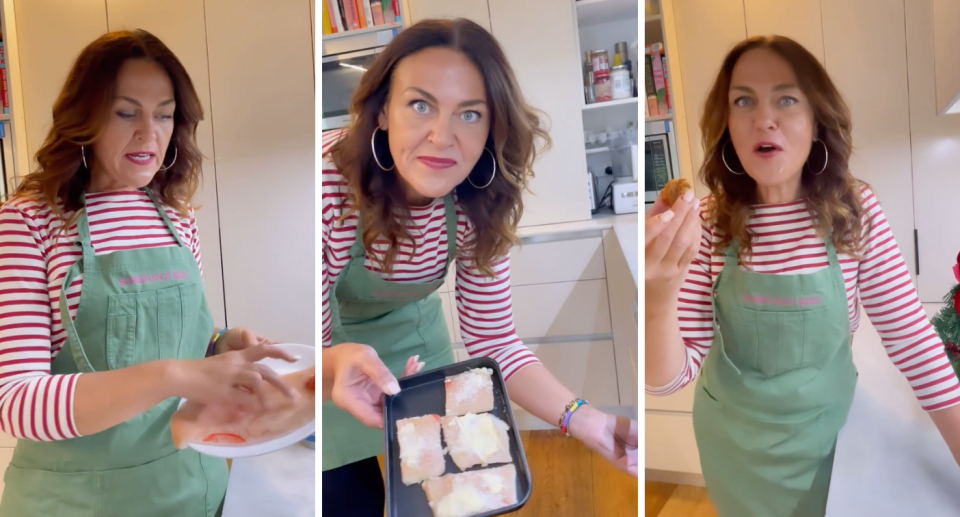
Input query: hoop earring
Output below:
<box><xmin>467</xmin><ymin>148</ymin><xmax>498</xmax><ymax>189</ymax></box>
<box><xmin>159</xmin><ymin>148</ymin><xmax>178</xmax><ymax>170</ymax></box>
<box><xmin>721</xmin><ymin>141</ymin><xmax>745</xmax><ymax>175</ymax></box>
<box><xmin>808</xmin><ymin>139</ymin><xmax>828</xmax><ymax>176</ymax></box>
<box><xmin>80</xmin><ymin>145</ymin><xmax>88</xmax><ymax>169</ymax></box>
<box><xmin>370</xmin><ymin>127</ymin><xmax>395</xmax><ymax>171</ymax></box>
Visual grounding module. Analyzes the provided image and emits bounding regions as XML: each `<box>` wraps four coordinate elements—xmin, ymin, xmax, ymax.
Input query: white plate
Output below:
<box><xmin>176</xmin><ymin>343</ymin><xmax>316</xmax><ymax>459</ymax></box>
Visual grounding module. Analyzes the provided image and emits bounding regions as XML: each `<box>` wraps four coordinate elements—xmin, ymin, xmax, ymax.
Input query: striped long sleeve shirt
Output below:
<box><xmin>321</xmin><ymin>130</ymin><xmax>539</xmax><ymax>380</ymax></box>
<box><xmin>646</xmin><ymin>186</ymin><xmax>960</xmax><ymax>412</ymax></box>
<box><xmin>0</xmin><ymin>191</ymin><xmax>203</xmax><ymax>441</ymax></box>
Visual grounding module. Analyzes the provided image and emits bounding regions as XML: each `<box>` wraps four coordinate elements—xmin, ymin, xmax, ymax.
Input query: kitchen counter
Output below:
<box><xmin>518</xmin><ymin>210</ymin><xmax>639</xmax><ymax>288</ymax></box>
<box><xmin>826</xmin><ymin>307</ymin><xmax>960</xmax><ymax>515</ymax></box>
<box><xmin>223</xmin><ymin>443</ymin><xmax>315</xmax><ymax>517</ymax></box>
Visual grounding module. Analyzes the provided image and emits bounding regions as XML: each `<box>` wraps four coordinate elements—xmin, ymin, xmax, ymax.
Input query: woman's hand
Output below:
<box><xmin>645</xmin><ymin>189</ymin><xmax>702</xmax><ymax>306</ymax></box>
<box><xmin>215</xmin><ymin>327</ymin><xmax>277</xmax><ymax>355</ymax></box>
<box><xmin>168</xmin><ymin>344</ymin><xmax>298</xmax><ymax>412</ymax></box>
<box><xmin>568</xmin><ymin>404</ymin><xmax>638</xmax><ymax>477</ymax></box>
<box><xmin>325</xmin><ymin>343</ymin><xmax>424</xmax><ymax>429</ymax></box>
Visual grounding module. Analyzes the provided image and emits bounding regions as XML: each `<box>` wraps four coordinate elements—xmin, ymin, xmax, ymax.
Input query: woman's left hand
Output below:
<box><xmin>215</xmin><ymin>328</ymin><xmax>278</xmax><ymax>355</ymax></box>
<box><xmin>568</xmin><ymin>404</ymin><xmax>639</xmax><ymax>477</ymax></box>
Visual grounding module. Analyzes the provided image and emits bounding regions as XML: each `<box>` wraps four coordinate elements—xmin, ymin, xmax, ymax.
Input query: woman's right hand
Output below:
<box><xmin>645</xmin><ymin>189</ymin><xmax>702</xmax><ymax>305</ymax></box>
<box><xmin>327</xmin><ymin>343</ymin><xmax>424</xmax><ymax>429</ymax></box>
<box><xmin>168</xmin><ymin>344</ymin><xmax>299</xmax><ymax>412</ymax></box>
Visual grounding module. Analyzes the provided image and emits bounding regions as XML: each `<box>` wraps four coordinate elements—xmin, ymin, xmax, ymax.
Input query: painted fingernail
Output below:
<box><xmin>659</xmin><ymin>210</ymin><xmax>675</xmax><ymax>223</ymax></box>
<box><xmin>413</xmin><ymin>355</ymin><xmax>420</xmax><ymax>363</ymax></box>
<box><xmin>385</xmin><ymin>380</ymin><xmax>401</xmax><ymax>396</ymax></box>
<box><xmin>416</xmin><ymin>362</ymin><xmax>425</xmax><ymax>372</ymax></box>
<box><xmin>683</xmin><ymin>191</ymin><xmax>694</xmax><ymax>202</ymax></box>
<box><xmin>692</xmin><ymin>198</ymin><xmax>700</xmax><ymax>210</ymax></box>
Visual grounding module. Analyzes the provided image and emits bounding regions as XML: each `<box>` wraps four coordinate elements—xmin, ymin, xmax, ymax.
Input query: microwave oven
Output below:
<box><xmin>645</xmin><ymin>132</ymin><xmax>676</xmax><ymax>203</ymax></box>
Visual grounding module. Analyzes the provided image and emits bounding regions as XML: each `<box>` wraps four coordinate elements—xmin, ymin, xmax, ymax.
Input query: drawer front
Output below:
<box><xmin>455</xmin><ymin>340</ymin><xmax>620</xmax><ymax>428</ymax></box>
<box><xmin>645</xmin><ymin>381</ymin><xmax>696</xmax><ymax>413</ymax></box>
<box><xmin>511</xmin><ymin>280</ymin><xmax>611</xmax><ymax>339</ymax></box>
<box><xmin>509</xmin><ymin>237</ymin><xmax>605</xmax><ymax>287</ymax></box>
<box><xmin>645</xmin><ymin>411</ymin><xmax>703</xmax><ymax>475</ymax></box>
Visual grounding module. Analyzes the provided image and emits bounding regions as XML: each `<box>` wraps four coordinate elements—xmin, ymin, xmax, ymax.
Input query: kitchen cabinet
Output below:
<box><xmin>204</xmin><ymin>0</ymin><xmax>315</xmax><ymax>345</ymax></box>
<box><xmin>104</xmin><ymin>0</ymin><xmax>227</xmax><ymax>329</ymax></box>
<box><xmin>743</xmin><ymin>0</ymin><xmax>824</xmax><ymax>63</ymax></box>
<box><xmin>13</xmin><ymin>0</ymin><xmax>106</xmax><ymax>171</ymax></box>
<box><xmin>905</xmin><ymin>0</ymin><xmax>960</xmax><ymax>303</ymax></box>
<box><xmin>403</xmin><ymin>0</ymin><xmax>491</xmax><ymax>31</ymax></box>
<box><xmin>670</xmin><ymin>0</ymin><xmax>746</xmax><ymax>198</ymax></box>
<box><xmin>487</xmin><ymin>0</ymin><xmax>591</xmax><ymax>228</ymax></box>
<box><xmin>821</xmin><ymin>0</ymin><xmax>915</xmax><ymax>285</ymax></box>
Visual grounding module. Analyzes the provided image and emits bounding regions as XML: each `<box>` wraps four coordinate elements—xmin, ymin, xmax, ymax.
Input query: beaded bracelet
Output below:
<box><xmin>558</xmin><ymin>398</ymin><xmax>589</xmax><ymax>437</ymax></box>
<box><xmin>208</xmin><ymin>328</ymin><xmax>228</xmax><ymax>357</ymax></box>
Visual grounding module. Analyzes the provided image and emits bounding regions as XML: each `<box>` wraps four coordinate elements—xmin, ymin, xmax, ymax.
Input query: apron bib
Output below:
<box><xmin>693</xmin><ymin>237</ymin><xmax>857</xmax><ymax>517</ymax></box>
<box><xmin>322</xmin><ymin>195</ymin><xmax>458</xmax><ymax>472</ymax></box>
<box><xmin>0</xmin><ymin>190</ymin><xmax>228</xmax><ymax>517</ymax></box>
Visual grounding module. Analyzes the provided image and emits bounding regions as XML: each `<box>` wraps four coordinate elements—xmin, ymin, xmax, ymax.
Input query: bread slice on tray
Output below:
<box><xmin>441</xmin><ymin>413</ymin><xmax>512</xmax><ymax>471</ymax></box>
<box><xmin>396</xmin><ymin>414</ymin><xmax>445</xmax><ymax>485</ymax></box>
<box><xmin>444</xmin><ymin>368</ymin><xmax>495</xmax><ymax>416</ymax></box>
<box><xmin>421</xmin><ymin>464</ymin><xmax>518</xmax><ymax>517</ymax></box>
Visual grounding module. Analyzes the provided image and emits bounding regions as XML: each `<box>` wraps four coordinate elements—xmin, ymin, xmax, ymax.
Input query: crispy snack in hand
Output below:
<box><xmin>659</xmin><ymin>178</ymin><xmax>692</xmax><ymax>206</ymax></box>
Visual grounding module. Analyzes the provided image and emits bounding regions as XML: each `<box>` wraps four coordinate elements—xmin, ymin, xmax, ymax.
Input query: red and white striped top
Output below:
<box><xmin>0</xmin><ymin>191</ymin><xmax>202</xmax><ymax>441</ymax></box>
<box><xmin>646</xmin><ymin>187</ymin><xmax>960</xmax><ymax>412</ymax></box>
<box><xmin>321</xmin><ymin>130</ymin><xmax>539</xmax><ymax>381</ymax></box>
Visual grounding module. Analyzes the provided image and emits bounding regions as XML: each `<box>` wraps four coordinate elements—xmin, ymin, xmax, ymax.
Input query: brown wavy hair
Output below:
<box><xmin>700</xmin><ymin>35</ymin><xmax>867</xmax><ymax>261</ymax></box>
<box><xmin>327</xmin><ymin>18</ymin><xmax>550</xmax><ymax>277</ymax></box>
<box><xmin>16</xmin><ymin>29</ymin><xmax>204</xmax><ymax>229</ymax></box>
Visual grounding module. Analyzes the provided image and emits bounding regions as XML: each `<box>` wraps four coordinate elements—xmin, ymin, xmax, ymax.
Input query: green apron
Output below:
<box><xmin>322</xmin><ymin>194</ymin><xmax>458</xmax><ymax>471</ymax></box>
<box><xmin>0</xmin><ymin>189</ymin><xmax>229</xmax><ymax>517</ymax></box>
<box><xmin>693</xmin><ymin>236</ymin><xmax>857</xmax><ymax>517</ymax></box>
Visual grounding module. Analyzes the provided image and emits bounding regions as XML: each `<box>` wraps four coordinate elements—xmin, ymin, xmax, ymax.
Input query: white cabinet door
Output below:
<box><xmin>743</xmin><ymin>0</ymin><xmax>824</xmax><ymax>63</ymax></box>
<box><xmin>670</xmin><ymin>0</ymin><xmax>746</xmax><ymax>193</ymax></box>
<box><xmin>487</xmin><ymin>0</ymin><xmax>591</xmax><ymax>228</ymax></box>
<box><xmin>645</xmin><ymin>411</ymin><xmax>703</xmax><ymax>475</ymax></box>
<box><xmin>509</xmin><ymin>237</ymin><xmax>606</xmax><ymax>287</ymax></box>
<box><xmin>204</xmin><ymin>0</ymin><xmax>315</xmax><ymax>344</ymax></box>
<box><xmin>404</xmin><ymin>0</ymin><xmax>491</xmax><ymax>31</ymax></box>
<box><xmin>905</xmin><ymin>0</ymin><xmax>960</xmax><ymax>302</ymax></box>
<box><xmin>13</xmin><ymin>0</ymin><xmax>107</xmax><ymax>167</ymax></box>
<box><xmin>511</xmin><ymin>280</ymin><xmax>612</xmax><ymax>339</ymax></box>
<box><xmin>821</xmin><ymin>0</ymin><xmax>916</xmax><ymax>285</ymax></box>
<box><xmin>104</xmin><ymin>0</ymin><xmax>227</xmax><ymax>328</ymax></box>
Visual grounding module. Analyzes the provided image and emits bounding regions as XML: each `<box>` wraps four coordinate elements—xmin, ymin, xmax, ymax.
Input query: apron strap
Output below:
<box><xmin>60</xmin><ymin>195</ymin><xmax>98</xmax><ymax>373</ymax></box>
<box><xmin>716</xmin><ymin>238</ymin><xmax>742</xmax><ymax>375</ymax></box>
<box><xmin>143</xmin><ymin>188</ymin><xmax>186</xmax><ymax>247</ymax></box>
<box><xmin>441</xmin><ymin>193</ymin><xmax>457</xmax><ymax>268</ymax></box>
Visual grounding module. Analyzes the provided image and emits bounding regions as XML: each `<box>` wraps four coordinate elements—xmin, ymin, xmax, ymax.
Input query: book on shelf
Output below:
<box><xmin>645</xmin><ymin>43</ymin><xmax>671</xmax><ymax>117</ymax></box>
<box><xmin>0</xmin><ymin>41</ymin><xmax>8</xmax><ymax>115</ymax></box>
<box><xmin>324</xmin><ymin>0</ymin><xmax>399</xmax><ymax>35</ymax></box>
<box><xmin>322</xmin><ymin>0</ymin><xmax>334</xmax><ymax>34</ymax></box>
<box><xmin>644</xmin><ymin>49</ymin><xmax>657</xmax><ymax>117</ymax></box>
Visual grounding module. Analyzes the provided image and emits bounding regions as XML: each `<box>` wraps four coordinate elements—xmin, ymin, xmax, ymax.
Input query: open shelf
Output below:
<box><xmin>576</xmin><ymin>0</ymin><xmax>640</xmax><ymax>28</ymax></box>
<box><xmin>321</xmin><ymin>23</ymin><xmax>401</xmax><ymax>42</ymax></box>
<box><xmin>646</xmin><ymin>114</ymin><xmax>672</xmax><ymax>122</ymax></box>
<box><xmin>583</xmin><ymin>96</ymin><xmax>639</xmax><ymax>111</ymax></box>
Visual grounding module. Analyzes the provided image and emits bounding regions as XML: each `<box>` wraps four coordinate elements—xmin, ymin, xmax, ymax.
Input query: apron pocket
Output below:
<box><xmin>106</xmin><ymin>293</ymin><xmax>138</xmax><ymax>371</ymax></box>
<box><xmin>730</xmin><ymin>308</ymin><xmax>828</xmax><ymax>377</ymax></box>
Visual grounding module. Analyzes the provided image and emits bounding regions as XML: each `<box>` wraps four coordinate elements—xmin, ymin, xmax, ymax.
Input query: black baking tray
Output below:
<box><xmin>383</xmin><ymin>356</ymin><xmax>532</xmax><ymax>517</ymax></box>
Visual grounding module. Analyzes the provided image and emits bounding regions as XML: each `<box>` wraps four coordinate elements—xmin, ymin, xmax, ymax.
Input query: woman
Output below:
<box><xmin>0</xmin><ymin>30</ymin><xmax>295</xmax><ymax>517</ymax></box>
<box><xmin>321</xmin><ymin>18</ymin><xmax>639</xmax><ymax>516</ymax></box>
<box><xmin>645</xmin><ymin>35</ymin><xmax>960</xmax><ymax>516</ymax></box>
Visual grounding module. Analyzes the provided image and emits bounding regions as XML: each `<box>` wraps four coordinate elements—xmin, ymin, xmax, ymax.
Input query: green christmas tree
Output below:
<box><xmin>930</xmin><ymin>251</ymin><xmax>960</xmax><ymax>378</ymax></box>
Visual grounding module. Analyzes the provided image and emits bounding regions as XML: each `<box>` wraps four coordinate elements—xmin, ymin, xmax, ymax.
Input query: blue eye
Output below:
<box><xmin>780</xmin><ymin>96</ymin><xmax>798</xmax><ymax>107</ymax></box>
<box><xmin>411</xmin><ymin>100</ymin><xmax>430</xmax><ymax>114</ymax></box>
<box><xmin>733</xmin><ymin>97</ymin><xmax>752</xmax><ymax>107</ymax></box>
<box><xmin>461</xmin><ymin>111</ymin><xmax>481</xmax><ymax>122</ymax></box>
<box><xmin>158</xmin><ymin>114</ymin><xmax>174</xmax><ymax>122</ymax></box>
<box><xmin>117</xmin><ymin>111</ymin><xmax>135</xmax><ymax>120</ymax></box>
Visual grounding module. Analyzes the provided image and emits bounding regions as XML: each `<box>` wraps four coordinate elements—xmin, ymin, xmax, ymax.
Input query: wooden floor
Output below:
<box><xmin>645</xmin><ymin>481</ymin><xmax>719</xmax><ymax>517</ymax></box>
<box><xmin>377</xmin><ymin>430</ymin><xmax>639</xmax><ymax>516</ymax></box>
